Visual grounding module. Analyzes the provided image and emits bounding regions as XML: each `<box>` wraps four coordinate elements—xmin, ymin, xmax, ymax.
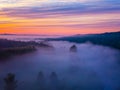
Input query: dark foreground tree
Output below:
<box><xmin>4</xmin><ymin>73</ymin><xmax>17</xmax><ymax>90</ymax></box>
<box><xmin>49</xmin><ymin>72</ymin><xmax>59</xmax><ymax>90</ymax></box>
<box><xmin>37</xmin><ymin>71</ymin><xmax>46</xmax><ymax>90</ymax></box>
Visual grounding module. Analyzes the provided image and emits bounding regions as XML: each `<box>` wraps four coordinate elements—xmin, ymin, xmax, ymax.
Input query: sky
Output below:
<box><xmin>0</xmin><ymin>0</ymin><xmax>120</xmax><ymax>35</ymax></box>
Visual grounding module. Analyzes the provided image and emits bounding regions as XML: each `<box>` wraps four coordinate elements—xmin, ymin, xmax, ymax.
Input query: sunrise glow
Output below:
<box><xmin>0</xmin><ymin>0</ymin><xmax>120</xmax><ymax>35</ymax></box>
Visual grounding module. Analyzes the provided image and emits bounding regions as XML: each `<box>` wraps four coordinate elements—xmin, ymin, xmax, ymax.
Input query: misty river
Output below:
<box><xmin>0</xmin><ymin>40</ymin><xmax>120</xmax><ymax>90</ymax></box>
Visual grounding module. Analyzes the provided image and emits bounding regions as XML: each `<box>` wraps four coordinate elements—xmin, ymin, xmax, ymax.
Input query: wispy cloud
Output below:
<box><xmin>1</xmin><ymin>0</ymin><xmax>120</xmax><ymax>18</ymax></box>
<box><xmin>0</xmin><ymin>0</ymin><xmax>120</xmax><ymax>34</ymax></box>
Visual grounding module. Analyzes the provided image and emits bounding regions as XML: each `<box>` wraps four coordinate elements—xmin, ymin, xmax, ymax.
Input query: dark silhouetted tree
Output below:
<box><xmin>49</xmin><ymin>72</ymin><xmax>59</xmax><ymax>90</ymax></box>
<box><xmin>70</xmin><ymin>45</ymin><xmax>77</xmax><ymax>52</ymax></box>
<box><xmin>37</xmin><ymin>71</ymin><xmax>46</xmax><ymax>90</ymax></box>
<box><xmin>4</xmin><ymin>73</ymin><xmax>17</xmax><ymax>90</ymax></box>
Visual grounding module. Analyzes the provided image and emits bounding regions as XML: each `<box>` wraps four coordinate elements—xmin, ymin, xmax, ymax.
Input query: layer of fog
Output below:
<box><xmin>0</xmin><ymin>41</ymin><xmax>120</xmax><ymax>90</ymax></box>
<box><xmin>0</xmin><ymin>35</ymin><xmax>62</xmax><ymax>41</ymax></box>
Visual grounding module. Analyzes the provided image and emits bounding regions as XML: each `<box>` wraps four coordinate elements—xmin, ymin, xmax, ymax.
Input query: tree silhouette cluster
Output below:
<box><xmin>3</xmin><ymin>71</ymin><xmax>104</xmax><ymax>90</ymax></box>
<box><xmin>3</xmin><ymin>72</ymin><xmax>60</xmax><ymax>90</ymax></box>
<box><xmin>37</xmin><ymin>71</ymin><xmax>59</xmax><ymax>90</ymax></box>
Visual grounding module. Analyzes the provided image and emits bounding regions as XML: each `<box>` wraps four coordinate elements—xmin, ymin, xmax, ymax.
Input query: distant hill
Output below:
<box><xmin>44</xmin><ymin>31</ymin><xmax>120</xmax><ymax>50</ymax></box>
<box><xmin>0</xmin><ymin>39</ymin><xmax>54</xmax><ymax>60</ymax></box>
<box><xmin>0</xmin><ymin>34</ymin><xmax>16</xmax><ymax>35</ymax></box>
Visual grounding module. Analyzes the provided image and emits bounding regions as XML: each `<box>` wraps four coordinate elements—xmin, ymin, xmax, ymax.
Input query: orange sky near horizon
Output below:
<box><xmin>0</xmin><ymin>0</ymin><xmax>120</xmax><ymax>35</ymax></box>
<box><xmin>0</xmin><ymin>26</ymin><xmax>119</xmax><ymax>35</ymax></box>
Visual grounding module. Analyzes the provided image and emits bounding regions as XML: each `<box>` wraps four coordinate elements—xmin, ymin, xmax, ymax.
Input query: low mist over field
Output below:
<box><xmin>0</xmin><ymin>40</ymin><xmax>120</xmax><ymax>90</ymax></box>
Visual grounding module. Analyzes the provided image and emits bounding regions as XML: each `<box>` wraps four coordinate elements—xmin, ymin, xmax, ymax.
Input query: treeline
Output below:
<box><xmin>0</xmin><ymin>46</ymin><xmax>36</xmax><ymax>60</ymax></box>
<box><xmin>0</xmin><ymin>39</ymin><xmax>54</xmax><ymax>60</ymax></box>
<box><xmin>0</xmin><ymin>39</ymin><xmax>38</xmax><ymax>60</ymax></box>
<box><xmin>0</xmin><ymin>39</ymin><xmax>40</xmax><ymax>48</ymax></box>
<box><xmin>45</xmin><ymin>31</ymin><xmax>120</xmax><ymax>50</ymax></box>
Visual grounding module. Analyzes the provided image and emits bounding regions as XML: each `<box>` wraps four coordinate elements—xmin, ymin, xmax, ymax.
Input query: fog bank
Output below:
<box><xmin>0</xmin><ymin>41</ymin><xmax>120</xmax><ymax>90</ymax></box>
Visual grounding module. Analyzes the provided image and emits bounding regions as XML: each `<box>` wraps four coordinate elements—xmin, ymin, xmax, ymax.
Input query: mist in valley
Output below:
<box><xmin>0</xmin><ymin>41</ymin><xmax>120</xmax><ymax>90</ymax></box>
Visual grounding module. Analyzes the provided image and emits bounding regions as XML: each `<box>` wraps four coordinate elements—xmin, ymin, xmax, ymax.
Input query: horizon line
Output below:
<box><xmin>0</xmin><ymin>31</ymin><xmax>120</xmax><ymax>36</ymax></box>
